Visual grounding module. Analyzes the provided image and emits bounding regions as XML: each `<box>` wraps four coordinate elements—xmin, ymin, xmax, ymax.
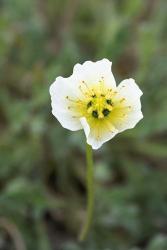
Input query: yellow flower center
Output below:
<box><xmin>86</xmin><ymin>94</ymin><xmax>113</xmax><ymax>119</ymax></box>
<box><xmin>66</xmin><ymin>79</ymin><xmax>131</xmax><ymax>123</ymax></box>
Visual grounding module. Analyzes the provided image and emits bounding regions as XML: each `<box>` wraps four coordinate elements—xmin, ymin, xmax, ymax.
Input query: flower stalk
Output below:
<box><xmin>79</xmin><ymin>143</ymin><xmax>94</xmax><ymax>241</ymax></box>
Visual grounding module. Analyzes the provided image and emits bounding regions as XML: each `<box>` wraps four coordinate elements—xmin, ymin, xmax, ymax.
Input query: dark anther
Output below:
<box><xmin>106</xmin><ymin>99</ymin><xmax>112</xmax><ymax>105</ymax></box>
<box><xmin>92</xmin><ymin>110</ymin><xmax>98</xmax><ymax>118</ymax></box>
<box><xmin>87</xmin><ymin>101</ymin><xmax>92</xmax><ymax>108</ymax></box>
<box><xmin>101</xmin><ymin>94</ymin><xmax>105</xmax><ymax>97</ymax></box>
<box><xmin>92</xmin><ymin>94</ymin><xmax>96</xmax><ymax>98</ymax></box>
<box><xmin>103</xmin><ymin>108</ymin><xmax>110</xmax><ymax>117</ymax></box>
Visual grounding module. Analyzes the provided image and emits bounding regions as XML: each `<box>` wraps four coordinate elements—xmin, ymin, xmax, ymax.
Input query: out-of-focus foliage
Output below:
<box><xmin>0</xmin><ymin>0</ymin><xmax>167</xmax><ymax>249</ymax></box>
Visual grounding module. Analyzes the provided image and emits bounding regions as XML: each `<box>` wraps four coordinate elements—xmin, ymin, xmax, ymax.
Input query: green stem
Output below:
<box><xmin>79</xmin><ymin>143</ymin><xmax>94</xmax><ymax>241</ymax></box>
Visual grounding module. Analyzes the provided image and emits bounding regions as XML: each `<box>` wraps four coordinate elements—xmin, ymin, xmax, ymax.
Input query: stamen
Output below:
<box><xmin>81</xmin><ymin>80</ymin><xmax>90</xmax><ymax>90</ymax></box>
<box><xmin>120</xmin><ymin>98</ymin><xmax>125</xmax><ymax>103</ymax></box>
<box><xmin>66</xmin><ymin>96</ymin><xmax>81</xmax><ymax>103</ymax></box>
<box><xmin>79</xmin><ymin>85</ymin><xmax>87</xmax><ymax>96</ymax></box>
<box><xmin>72</xmin><ymin>115</ymin><xmax>81</xmax><ymax>118</ymax></box>
<box><xmin>124</xmin><ymin>105</ymin><xmax>132</xmax><ymax>109</ymax></box>
<box><xmin>79</xmin><ymin>85</ymin><xmax>92</xmax><ymax>98</ymax></box>
<box><xmin>80</xmin><ymin>80</ymin><xmax>96</xmax><ymax>97</ymax></box>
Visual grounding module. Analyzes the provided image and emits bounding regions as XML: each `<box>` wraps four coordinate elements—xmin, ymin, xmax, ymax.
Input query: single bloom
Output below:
<box><xmin>49</xmin><ymin>59</ymin><xmax>143</xmax><ymax>149</ymax></box>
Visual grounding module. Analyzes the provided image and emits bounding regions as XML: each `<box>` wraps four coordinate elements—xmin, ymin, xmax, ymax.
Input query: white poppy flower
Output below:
<box><xmin>50</xmin><ymin>59</ymin><xmax>143</xmax><ymax>150</ymax></box>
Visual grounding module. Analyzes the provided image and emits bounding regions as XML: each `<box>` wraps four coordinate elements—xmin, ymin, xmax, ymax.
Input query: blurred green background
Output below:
<box><xmin>0</xmin><ymin>0</ymin><xmax>167</xmax><ymax>249</ymax></box>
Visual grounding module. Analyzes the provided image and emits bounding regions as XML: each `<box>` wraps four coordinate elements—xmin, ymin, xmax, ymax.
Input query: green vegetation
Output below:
<box><xmin>0</xmin><ymin>0</ymin><xmax>167</xmax><ymax>249</ymax></box>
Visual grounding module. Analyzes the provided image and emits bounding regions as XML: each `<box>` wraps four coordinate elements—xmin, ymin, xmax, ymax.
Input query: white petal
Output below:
<box><xmin>113</xmin><ymin>110</ymin><xmax>143</xmax><ymax>133</ymax></box>
<box><xmin>50</xmin><ymin>76</ymin><xmax>82</xmax><ymax>131</ymax></box>
<box><xmin>80</xmin><ymin>117</ymin><xmax>118</xmax><ymax>150</ymax></box>
<box><xmin>117</xmin><ymin>78</ymin><xmax>143</xmax><ymax>109</ymax></box>
<box><xmin>113</xmin><ymin>78</ymin><xmax>143</xmax><ymax>132</ymax></box>
<box><xmin>73</xmin><ymin>59</ymin><xmax>116</xmax><ymax>89</ymax></box>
